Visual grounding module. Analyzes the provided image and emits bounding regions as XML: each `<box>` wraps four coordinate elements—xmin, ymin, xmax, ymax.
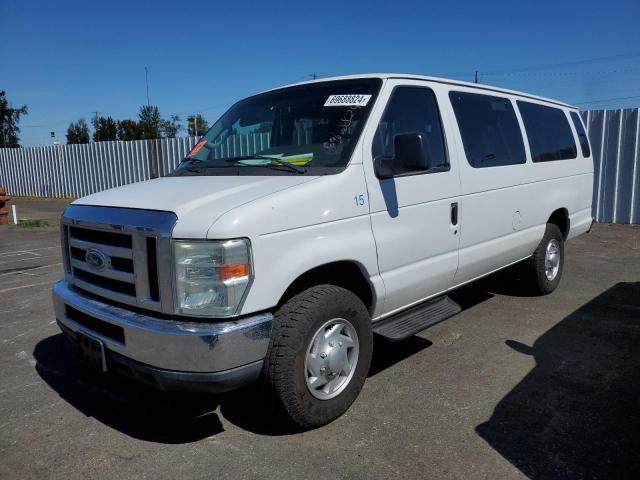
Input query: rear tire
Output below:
<box><xmin>263</xmin><ymin>285</ymin><xmax>373</xmax><ymax>429</ymax></box>
<box><xmin>526</xmin><ymin>223</ymin><xmax>564</xmax><ymax>295</ymax></box>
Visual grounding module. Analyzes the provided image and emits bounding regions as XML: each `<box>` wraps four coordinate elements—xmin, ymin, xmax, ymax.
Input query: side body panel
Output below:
<box><xmin>440</xmin><ymin>85</ymin><xmax>594</xmax><ymax>287</ymax></box>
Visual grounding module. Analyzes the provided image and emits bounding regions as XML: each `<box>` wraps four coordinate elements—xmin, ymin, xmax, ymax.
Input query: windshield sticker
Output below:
<box><xmin>324</xmin><ymin>94</ymin><xmax>371</xmax><ymax>107</ymax></box>
<box><xmin>189</xmin><ymin>139</ymin><xmax>207</xmax><ymax>157</ymax></box>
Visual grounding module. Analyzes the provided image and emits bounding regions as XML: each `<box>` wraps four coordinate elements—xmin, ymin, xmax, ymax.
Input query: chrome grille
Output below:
<box><xmin>69</xmin><ymin>227</ymin><xmax>137</xmax><ymax>298</ymax></box>
<box><xmin>61</xmin><ymin>205</ymin><xmax>177</xmax><ymax>314</ymax></box>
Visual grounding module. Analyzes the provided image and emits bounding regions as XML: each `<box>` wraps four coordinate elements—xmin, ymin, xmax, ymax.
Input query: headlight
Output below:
<box><xmin>174</xmin><ymin>239</ymin><xmax>252</xmax><ymax>317</ymax></box>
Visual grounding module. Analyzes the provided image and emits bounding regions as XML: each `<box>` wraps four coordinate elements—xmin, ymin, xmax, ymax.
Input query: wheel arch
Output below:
<box><xmin>278</xmin><ymin>260</ymin><xmax>376</xmax><ymax>314</ymax></box>
<box><xmin>547</xmin><ymin>208</ymin><xmax>570</xmax><ymax>240</ymax></box>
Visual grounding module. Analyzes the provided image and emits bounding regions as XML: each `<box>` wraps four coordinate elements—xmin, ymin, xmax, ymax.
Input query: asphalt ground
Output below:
<box><xmin>1</xmin><ymin>198</ymin><xmax>639</xmax><ymax>479</ymax></box>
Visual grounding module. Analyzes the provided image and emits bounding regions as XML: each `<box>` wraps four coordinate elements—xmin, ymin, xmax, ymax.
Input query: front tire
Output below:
<box><xmin>526</xmin><ymin>223</ymin><xmax>565</xmax><ymax>295</ymax></box>
<box><xmin>263</xmin><ymin>285</ymin><xmax>373</xmax><ymax>429</ymax></box>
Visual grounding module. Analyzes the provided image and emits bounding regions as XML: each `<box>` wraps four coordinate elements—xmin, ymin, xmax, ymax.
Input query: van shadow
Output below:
<box><xmin>475</xmin><ymin>263</ymin><xmax>543</xmax><ymax>297</ymax></box>
<box><xmin>476</xmin><ymin>282</ymin><xmax>640</xmax><ymax>479</ymax></box>
<box><xmin>34</xmin><ymin>328</ymin><xmax>436</xmax><ymax>440</ymax></box>
<box><xmin>33</xmin><ymin>334</ymin><xmax>226</xmax><ymax>443</ymax></box>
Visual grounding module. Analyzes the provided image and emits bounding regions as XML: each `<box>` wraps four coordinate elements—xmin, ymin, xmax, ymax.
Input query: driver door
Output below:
<box><xmin>362</xmin><ymin>80</ymin><xmax>462</xmax><ymax>316</ymax></box>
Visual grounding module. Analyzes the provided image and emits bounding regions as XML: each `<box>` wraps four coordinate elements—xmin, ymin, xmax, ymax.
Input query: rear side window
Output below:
<box><xmin>517</xmin><ymin>101</ymin><xmax>577</xmax><ymax>162</ymax></box>
<box><xmin>570</xmin><ymin>111</ymin><xmax>591</xmax><ymax>157</ymax></box>
<box><xmin>373</xmin><ymin>87</ymin><xmax>447</xmax><ymax>171</ymax></box>
<box><xmin>449</xmin><ymin>91</ymin><xmax>526</xmax><ymax>168</ymax></box>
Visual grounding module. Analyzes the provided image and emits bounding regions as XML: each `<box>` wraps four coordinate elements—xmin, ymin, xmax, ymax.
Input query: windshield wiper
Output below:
<box><xmin>180</xmin><ymin>156</ymin><xmax>203</xmax><ymax>164</ymax></box>
<box><xmin>176</xmin><ymin>157</ymin><xmax>203</xmax><ymax>173</ymax></box>
<box><xmin>224</xmin><ymin>155</ymin><xmax>306</xmax><ymax>174</ymax></box>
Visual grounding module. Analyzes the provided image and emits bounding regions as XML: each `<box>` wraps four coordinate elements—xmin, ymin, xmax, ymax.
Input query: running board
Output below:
<box><xmin>372</xmin><ymin>295</ymin><xmax>462</xmax><ymax>342</ymax></box>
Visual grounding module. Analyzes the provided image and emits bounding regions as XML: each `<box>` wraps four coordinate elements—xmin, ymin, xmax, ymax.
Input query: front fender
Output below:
<box><xmin>243</xmin><ymin>214</ymin><xmax>384</xmax><ymax>317</ymax></box>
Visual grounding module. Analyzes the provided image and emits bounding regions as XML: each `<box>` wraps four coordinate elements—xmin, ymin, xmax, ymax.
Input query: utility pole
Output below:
<box><xmin>145</xmin><ymin>67</ymin><xmax>150</xmax><ymax>106</ymax></box>
<box><xmin>92</xmin><ymin>111</ymin><xmax>100</xmax><ymax>142</ymax></box>
<box><xmin>474</xmin><ymin>70</ymin><xmax>480</xmax><ymax>84</ymax></box>
<box><xmin>312</xmin><ymin>73</ymin><xmax>317</xmax><ymax>80</ymax></box>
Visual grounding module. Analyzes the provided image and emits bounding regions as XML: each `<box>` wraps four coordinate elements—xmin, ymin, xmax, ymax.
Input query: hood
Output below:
<box><xmin>74</xmin><ymin>175</ymin><xmax>318</xmax><ymax>237</ymax></box>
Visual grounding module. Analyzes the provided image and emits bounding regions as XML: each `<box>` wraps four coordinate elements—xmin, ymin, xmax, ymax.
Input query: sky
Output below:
<box><xmin>1</xmin><ymin>0</ymin><xmax>639</xmax><ymax>147</ymax></box>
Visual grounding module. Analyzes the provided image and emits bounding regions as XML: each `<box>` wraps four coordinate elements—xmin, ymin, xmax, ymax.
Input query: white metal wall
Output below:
<box><xmin>0</xmin><ymin>133</ymin><xmax>270</xmax><ymax>199</ymax></box>
<box><xmin>0</xmin><ymin>137</ymin><xmax>199</xmax><ymax>198</ymax></box>
<box><xmin>581</xmin><ymin>108</ymin><xmax>640</xmax><ymax>224</ymax></box>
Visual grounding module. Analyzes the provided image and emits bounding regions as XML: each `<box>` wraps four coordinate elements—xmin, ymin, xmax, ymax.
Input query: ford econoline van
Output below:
<box><xmin>53</xmin><ymin>74</ymin><xmax>594</xmax><ymax>428</ymax></box>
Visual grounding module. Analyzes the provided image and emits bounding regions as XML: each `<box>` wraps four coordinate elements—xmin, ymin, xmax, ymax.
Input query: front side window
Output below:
<box><xmin>517</xmin><ymin>101</ymin><xmax>577</xmax><ymax>162</ymax></box>
<box><xmin>570</xmin><ymin>111</ymin><xmax>591</xmax><ymax>158</ymax></box>
<box><xmin>175</xmin><ymin>79</ymin><xmax>382</xmax><ymax>175</ymax></box>
<box><xmin>372</xmin><ymin>87</ymin><xmax>447</xmax><ymax>171</ymax></box>
<box><xmin>449</xmin><ymin>91</ymin><xmax>526</xmax><ymax>168</ymax></box>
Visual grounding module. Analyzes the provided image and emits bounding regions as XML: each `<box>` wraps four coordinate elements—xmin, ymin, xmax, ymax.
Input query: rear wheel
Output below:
<box><xmin>526</xmin><ymin>223</ymin><xmax>565</xmax><ymax>295</ymax></box>
<box><xmin>263</xmin><ymin>285</ymin><xmax>373</xmax><ymax>429</ymax></box>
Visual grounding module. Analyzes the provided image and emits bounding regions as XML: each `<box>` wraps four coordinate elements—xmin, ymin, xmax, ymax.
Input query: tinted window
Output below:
<box><xmin>373</xmin><ymin>87</ymin><xmax>447</xmax><ymax>170</ymax></box>
<box><xmin>449</xmin><ymin>91</ymin><xmax>526</xmax><ymax>168</ymax></box>
<box><xmin>517</xmin><ymin>101</ymin><xmax>577</xmax><ymax>162</ymax></box>
<box><xmin>570</xmin><ymin>111</ymin><xmax>591</xmax><ymax>157</ymax></box>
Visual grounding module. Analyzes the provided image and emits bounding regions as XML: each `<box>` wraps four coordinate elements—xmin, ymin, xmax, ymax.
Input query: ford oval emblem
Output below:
<box><xmin>85</xmin><ymin>248</ymin><xmax>110</xmax><ymax>272</ymax></box>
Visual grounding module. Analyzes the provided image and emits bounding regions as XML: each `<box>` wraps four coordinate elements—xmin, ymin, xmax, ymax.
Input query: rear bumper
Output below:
<box><xmin>52</xmin><ymin>280</ymin><xmax>273</xmax><ymax>391</ymax></box>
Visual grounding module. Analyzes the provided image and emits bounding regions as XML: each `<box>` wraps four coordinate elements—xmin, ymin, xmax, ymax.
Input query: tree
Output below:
<box><xmin>160</xmin><ymin>114</ymin><xmax>182</xmax><ymax>138</ymax></box>
<box><xmin>117</xmin><ymin>119</ymin><xmax>141</xmax><ymax>141</ymax></box>
<box><xmin>138</xmin><ymin>105</ymin><xmax>162</xmax><ymax>139</ymax></box>
<box><xmin>0</xmin><ymin>91</ymin><xmax>28</xmax><ymax>148</ymax></box>
<box><xmin>92</xmin><ymin>116</ymin><xmax>118</xmax><ymax>142</ymax></box>
<box><xmin>187</xmin><ymin>114</ymin><xmax>209</xmax><ymax>137</ymax></box>
<box><xmin>66</xmin><ymin>119</ymin><xmax>90</xmax><ymax>144</ymax></box>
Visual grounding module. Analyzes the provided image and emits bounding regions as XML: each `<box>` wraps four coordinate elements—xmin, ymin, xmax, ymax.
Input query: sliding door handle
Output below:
<box><xmin>451</xmin><ymin>202</ymin><xmax>458</xmax><ymax>226</ymax></box>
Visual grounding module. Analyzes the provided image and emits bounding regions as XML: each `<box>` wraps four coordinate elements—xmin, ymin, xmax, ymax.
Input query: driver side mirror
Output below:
<box><xmin>374</xmin><ymin>133</ymin><xmax>431</xmax><ymax>179</ymax></box>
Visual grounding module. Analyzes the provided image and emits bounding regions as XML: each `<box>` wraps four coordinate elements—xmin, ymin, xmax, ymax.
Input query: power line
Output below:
<box><xmin>432</xmin><ymin>51</ymin><xmax>640</xmax><ymax>80</ymax></box>
<box><xmin>510</xmin><ymin>73</ymin><xmax>640</xmax><ymax>92</ymax></box>
<box><xmin>482</xmin><ymin>51</ymin><xmax>640</xmax><ymax>76</ymax></box>
<box><xmin>487</xmin><ymin>67</ymin><xmax>636</xmax><ymax>79</ymax></box>
<box><xmin>573</xmin><ymin>95</ymin><xmax>640</xmax><ymax>105</ymax></box>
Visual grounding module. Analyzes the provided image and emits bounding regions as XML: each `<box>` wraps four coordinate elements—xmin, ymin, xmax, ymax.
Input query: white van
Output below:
<box><xmin>53</xmin><ymin>74</ymin><xmax>594</xmax><ymax>428</ymax></box>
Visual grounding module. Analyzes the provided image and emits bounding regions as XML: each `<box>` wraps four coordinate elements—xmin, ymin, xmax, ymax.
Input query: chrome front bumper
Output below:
<box><xmin>52</xmin><ymin>280</ymin><xmax>273</xmax><ymax>377</ymax></box>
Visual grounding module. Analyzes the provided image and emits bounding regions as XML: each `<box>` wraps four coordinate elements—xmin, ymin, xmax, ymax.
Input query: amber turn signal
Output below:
<box><xmin>218</xmin><ymin>264</ymin><xmax>250</xmax><ymax>281</ymax></box>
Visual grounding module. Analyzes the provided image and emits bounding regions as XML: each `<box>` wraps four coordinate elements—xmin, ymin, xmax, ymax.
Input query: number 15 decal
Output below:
<box><xmin>354</xmin><ymin>194</ymin><xmax>366</xmax><ymax>206</ymax></box>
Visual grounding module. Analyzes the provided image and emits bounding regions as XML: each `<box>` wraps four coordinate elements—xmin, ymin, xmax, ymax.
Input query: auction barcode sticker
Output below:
<box><xmin>324</xmin><ymin>94</ymin><xmax>372</xmax><ymax>107</ymax></box>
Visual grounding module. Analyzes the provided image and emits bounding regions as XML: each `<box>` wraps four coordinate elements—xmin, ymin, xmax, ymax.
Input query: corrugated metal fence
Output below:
<box><xmin>0</xmin><ymin>109</ymin><xmax>639</xmax><ymax>223</ymax></box>
<box><xmin>0</xmin><ymin>137</ymin><xmax>200</xmax><ymax>199</ymax></box>
<box><xmin>581</xmin><ymin>108</ymin><xmax>639</xmax><ymax>224</ymax></box>
<box><xmin>0</xmin><ymin>133</ymin><xmax>270</xmax><ymax>199</ymax></box>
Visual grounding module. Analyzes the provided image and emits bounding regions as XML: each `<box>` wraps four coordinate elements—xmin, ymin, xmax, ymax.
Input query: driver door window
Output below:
<box><xmin>373</xmin><ymin>87</ymin><xmax>448</xmax><ymax>172</ymax></box>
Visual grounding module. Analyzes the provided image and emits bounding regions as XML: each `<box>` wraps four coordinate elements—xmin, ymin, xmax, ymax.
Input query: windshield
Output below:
<box><xmin>175</xmin><ymin>78</ymin><xmax>382</xmax><ymax>175</ymax></box>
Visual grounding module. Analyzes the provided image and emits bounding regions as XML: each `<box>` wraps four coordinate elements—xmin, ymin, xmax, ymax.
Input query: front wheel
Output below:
<box><xmin>526</xmin><ymin>223</ymin><xmax>565</xmax><ymax>295</ymax></box>
<box><xmin>263</xmin><ymin>285</ymin><xmax>373</xmax><ymax>429</ymax></box>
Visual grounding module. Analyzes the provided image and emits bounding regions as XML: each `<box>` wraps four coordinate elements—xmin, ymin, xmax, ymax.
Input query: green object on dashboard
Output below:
<box><xmin>234</xmin><ymin>153</ymin><xmax>313</xmax><ymax>167</ymax></box>
<box><xmin>280</xmin><ymin>153</ymin><xmax>313</xmax><ymax>165</ymax></box>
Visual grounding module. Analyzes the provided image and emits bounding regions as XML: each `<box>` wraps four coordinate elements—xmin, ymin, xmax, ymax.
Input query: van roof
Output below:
<box><xmin>273</xmin><ymin>73</ymin><xmax>576</xmax><ymax>110</ymax></box>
